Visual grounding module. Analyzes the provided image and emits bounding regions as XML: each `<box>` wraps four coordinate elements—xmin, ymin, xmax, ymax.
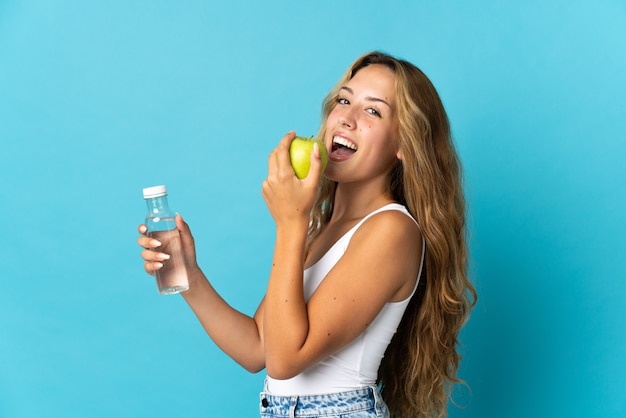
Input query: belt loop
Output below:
<box><xmin>370</xmin><ymin>385</ymin><xmax>389</xmax><ymax>418</ymax></box>
<box><xmin>289</xmin><ymin>395</ymin><xmax>298</xmax><ymax>418</ymax></box>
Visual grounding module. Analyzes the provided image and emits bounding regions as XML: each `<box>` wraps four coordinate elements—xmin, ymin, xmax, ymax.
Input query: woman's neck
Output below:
<box><xmin>330</xmin><ymin>180</ymin><xmax>395</xmax><ymax>223</ymax></box>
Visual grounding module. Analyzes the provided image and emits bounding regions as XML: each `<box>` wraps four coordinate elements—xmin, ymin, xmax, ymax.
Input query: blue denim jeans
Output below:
<box><xmin>259</xmin><ymin>386</ymin><xmax>390</xmax><ymax>418</ymax></box>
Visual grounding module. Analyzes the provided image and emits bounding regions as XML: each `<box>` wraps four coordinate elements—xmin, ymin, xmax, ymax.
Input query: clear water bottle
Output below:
<box><xmin>143</xmin><ymin>185</ymin><xmax>189</xmax><ymax>295</ymax></box>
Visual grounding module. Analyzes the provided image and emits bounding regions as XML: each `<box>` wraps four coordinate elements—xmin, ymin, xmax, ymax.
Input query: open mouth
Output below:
<box><xmin>330</xmin><ymin>136</ymin><xmax>357</xmax><ymax>159</ymax></box>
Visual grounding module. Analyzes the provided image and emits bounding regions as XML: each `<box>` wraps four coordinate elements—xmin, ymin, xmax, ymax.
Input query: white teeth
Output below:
<box><xmin>333</xmin><ymin>136</ymin><xmax>357</xmax><ymax>150</ymax></box>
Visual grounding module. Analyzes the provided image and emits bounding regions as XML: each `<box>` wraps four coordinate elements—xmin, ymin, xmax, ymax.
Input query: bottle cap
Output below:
<box><xmin>143</xmin><ymin>185</ymin><xmax>167</xmax><ymax>199</ymax></box>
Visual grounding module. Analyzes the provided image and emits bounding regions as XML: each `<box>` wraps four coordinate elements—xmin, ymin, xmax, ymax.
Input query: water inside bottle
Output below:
<box><xmin>149</xmin><ymin>228</ymin><xmax>189</xmax><ymax>295</ymax></box>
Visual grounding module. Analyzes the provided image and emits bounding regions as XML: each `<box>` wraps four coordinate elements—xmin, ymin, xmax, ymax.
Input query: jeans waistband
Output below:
<box><xmin>259</xmin><ymin>386</ymin><xmax>389</xmax><ymax>417</ymax></box>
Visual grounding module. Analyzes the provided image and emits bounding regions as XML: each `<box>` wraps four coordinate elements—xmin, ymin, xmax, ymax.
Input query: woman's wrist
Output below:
<box><xmin>275</xmin><ymin>220</ymin><xmax>309</xmax><ymax>246</ymax></box>
<box><xmin>181</xmin><ymin>265</ymin><xmax>206</xmax><ymax>298</ymax></box>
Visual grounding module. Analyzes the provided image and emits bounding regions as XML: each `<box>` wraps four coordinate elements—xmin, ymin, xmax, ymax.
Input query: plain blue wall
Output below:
<box><xmin>1</xmin><ymin>1</ymin><xmax>624</xmax><ymax>417</ymax></box>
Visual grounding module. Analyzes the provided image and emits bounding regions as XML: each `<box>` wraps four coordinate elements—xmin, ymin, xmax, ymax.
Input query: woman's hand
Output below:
<box><xmin>137</xmin><ymin>213</ymin><xmax>200</xmax><ymax>280</ymax></box>
<box><xmin>261</xmin><ymin>131</ymin><xmax>324</xmax><ymax>227</ymax></box>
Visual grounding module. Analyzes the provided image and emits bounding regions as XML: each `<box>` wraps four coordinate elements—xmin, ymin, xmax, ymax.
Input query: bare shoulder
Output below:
<box><xmin>347</xmin><ymin>208</ymin><xmax>423</xmax><ymax>301</ymax></box>
<box><xmin>354</xmin><ymin>208</ymin><xmax>422</xmax><ymax>247</ymax></box>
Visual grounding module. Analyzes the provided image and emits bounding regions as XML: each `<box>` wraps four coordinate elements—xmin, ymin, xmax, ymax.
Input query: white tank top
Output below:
<box><xmin>266</xmin><ymin>203</ymin><xmax>425</xmax><ymax>395</ymax></box>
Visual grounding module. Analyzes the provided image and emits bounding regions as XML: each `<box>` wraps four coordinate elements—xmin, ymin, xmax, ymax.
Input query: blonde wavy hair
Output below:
<box><xmin>307</xmin><ymin>51</ymin><xmax>476</xmax><ymax>417</ymax></box>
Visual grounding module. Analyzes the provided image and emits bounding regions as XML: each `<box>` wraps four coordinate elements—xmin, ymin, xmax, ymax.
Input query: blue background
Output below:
<box><xmin>1</xmin><ymin>1</ymin><xmax>624</xmax><ymax>417</ymax></box>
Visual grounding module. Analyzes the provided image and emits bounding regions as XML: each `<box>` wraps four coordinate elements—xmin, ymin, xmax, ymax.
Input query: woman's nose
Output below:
<box><xmin>338</xmin><ymin>109</ymin><xmax>356</xmax><ymax>129</ymax></box>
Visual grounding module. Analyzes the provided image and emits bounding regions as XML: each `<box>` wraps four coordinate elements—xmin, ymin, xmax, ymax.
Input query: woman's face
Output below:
<box><xmin>323</xmin><ymin>64</ymin><xmax>400</xmax><ymax>184</ymax></box>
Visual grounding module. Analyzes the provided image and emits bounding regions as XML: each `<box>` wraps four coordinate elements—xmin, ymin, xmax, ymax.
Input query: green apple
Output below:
<box><xmin>289</xmin><ymin>136</ymin><xmax>328</xmax><ymax>179</ymax></box>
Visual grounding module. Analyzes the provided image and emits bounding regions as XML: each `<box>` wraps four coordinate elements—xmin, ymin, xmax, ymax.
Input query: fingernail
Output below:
<box><xmin>151</xmin><ymin>239</ymin><xmax>161</xmax><ymax>247</ymax></box>
<box><xmin>157</xmin><ymin>253</ymin><xmax>170</xmax><ymax>261</ymax></box>
<box><xmin>154</xmin><ymin>262</ymin><xmax>163</xmax><ymax>269</ymax></box>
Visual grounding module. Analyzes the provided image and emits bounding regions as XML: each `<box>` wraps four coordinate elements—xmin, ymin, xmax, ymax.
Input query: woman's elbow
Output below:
<box><xmin>240</xmin><ymin>359</ymin><xmax>266</xmax><ymax>374</ymax></box>
<box><xmin>265</xmin><ymin>359</ymin><xmax>301</xmax><ymax>380</ymax></box>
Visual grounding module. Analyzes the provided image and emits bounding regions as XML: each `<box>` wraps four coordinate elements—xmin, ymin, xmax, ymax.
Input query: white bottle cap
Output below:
<box><xmin>143</xmin><ymin>185</ymin><xmax>167</xmax><ymax>199</ymax></box>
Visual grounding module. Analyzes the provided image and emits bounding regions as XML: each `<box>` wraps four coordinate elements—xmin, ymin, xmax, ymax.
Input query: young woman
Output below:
<box><xmin>138</xmin><ymin>51</ymin><xmax>476</xmax><ymax>418</ymax></box>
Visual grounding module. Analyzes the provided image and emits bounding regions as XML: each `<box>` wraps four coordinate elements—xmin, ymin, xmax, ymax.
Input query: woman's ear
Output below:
<box><xmin>396</xmin><ymin>150</ymin><xmax>403</xmax><ymax>160</ymax></box>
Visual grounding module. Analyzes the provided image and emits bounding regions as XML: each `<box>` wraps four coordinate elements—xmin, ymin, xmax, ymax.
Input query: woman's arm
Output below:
<box><xmin>181</xmin><ymin>268</ymin><xmax>266</xmax><ymax>373</ymax></box>
<box><xmin>260</xmin><ymin>132</ymin><xmax>320</xmax><ymax>377</ymax></box>
<box><xmin>260</xmin><ymin>132</ymin><xmax>422</xmax><ymax>379</ymax></box>
<box><xmin>138</xmin><ymin>215</ymin><xmax>266</xmax><ymax>373</ymax></box>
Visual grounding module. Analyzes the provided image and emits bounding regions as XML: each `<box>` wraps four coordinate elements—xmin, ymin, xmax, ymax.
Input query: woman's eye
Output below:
<box><xmin>367</xmin><ymin>108</ymin><xmax>382</xmax><ymax>117</ymax></box>
<box><xmin>337</xmin><ymin>97</ymin><xmax>349</xmax><ymax>105</ymax></box>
